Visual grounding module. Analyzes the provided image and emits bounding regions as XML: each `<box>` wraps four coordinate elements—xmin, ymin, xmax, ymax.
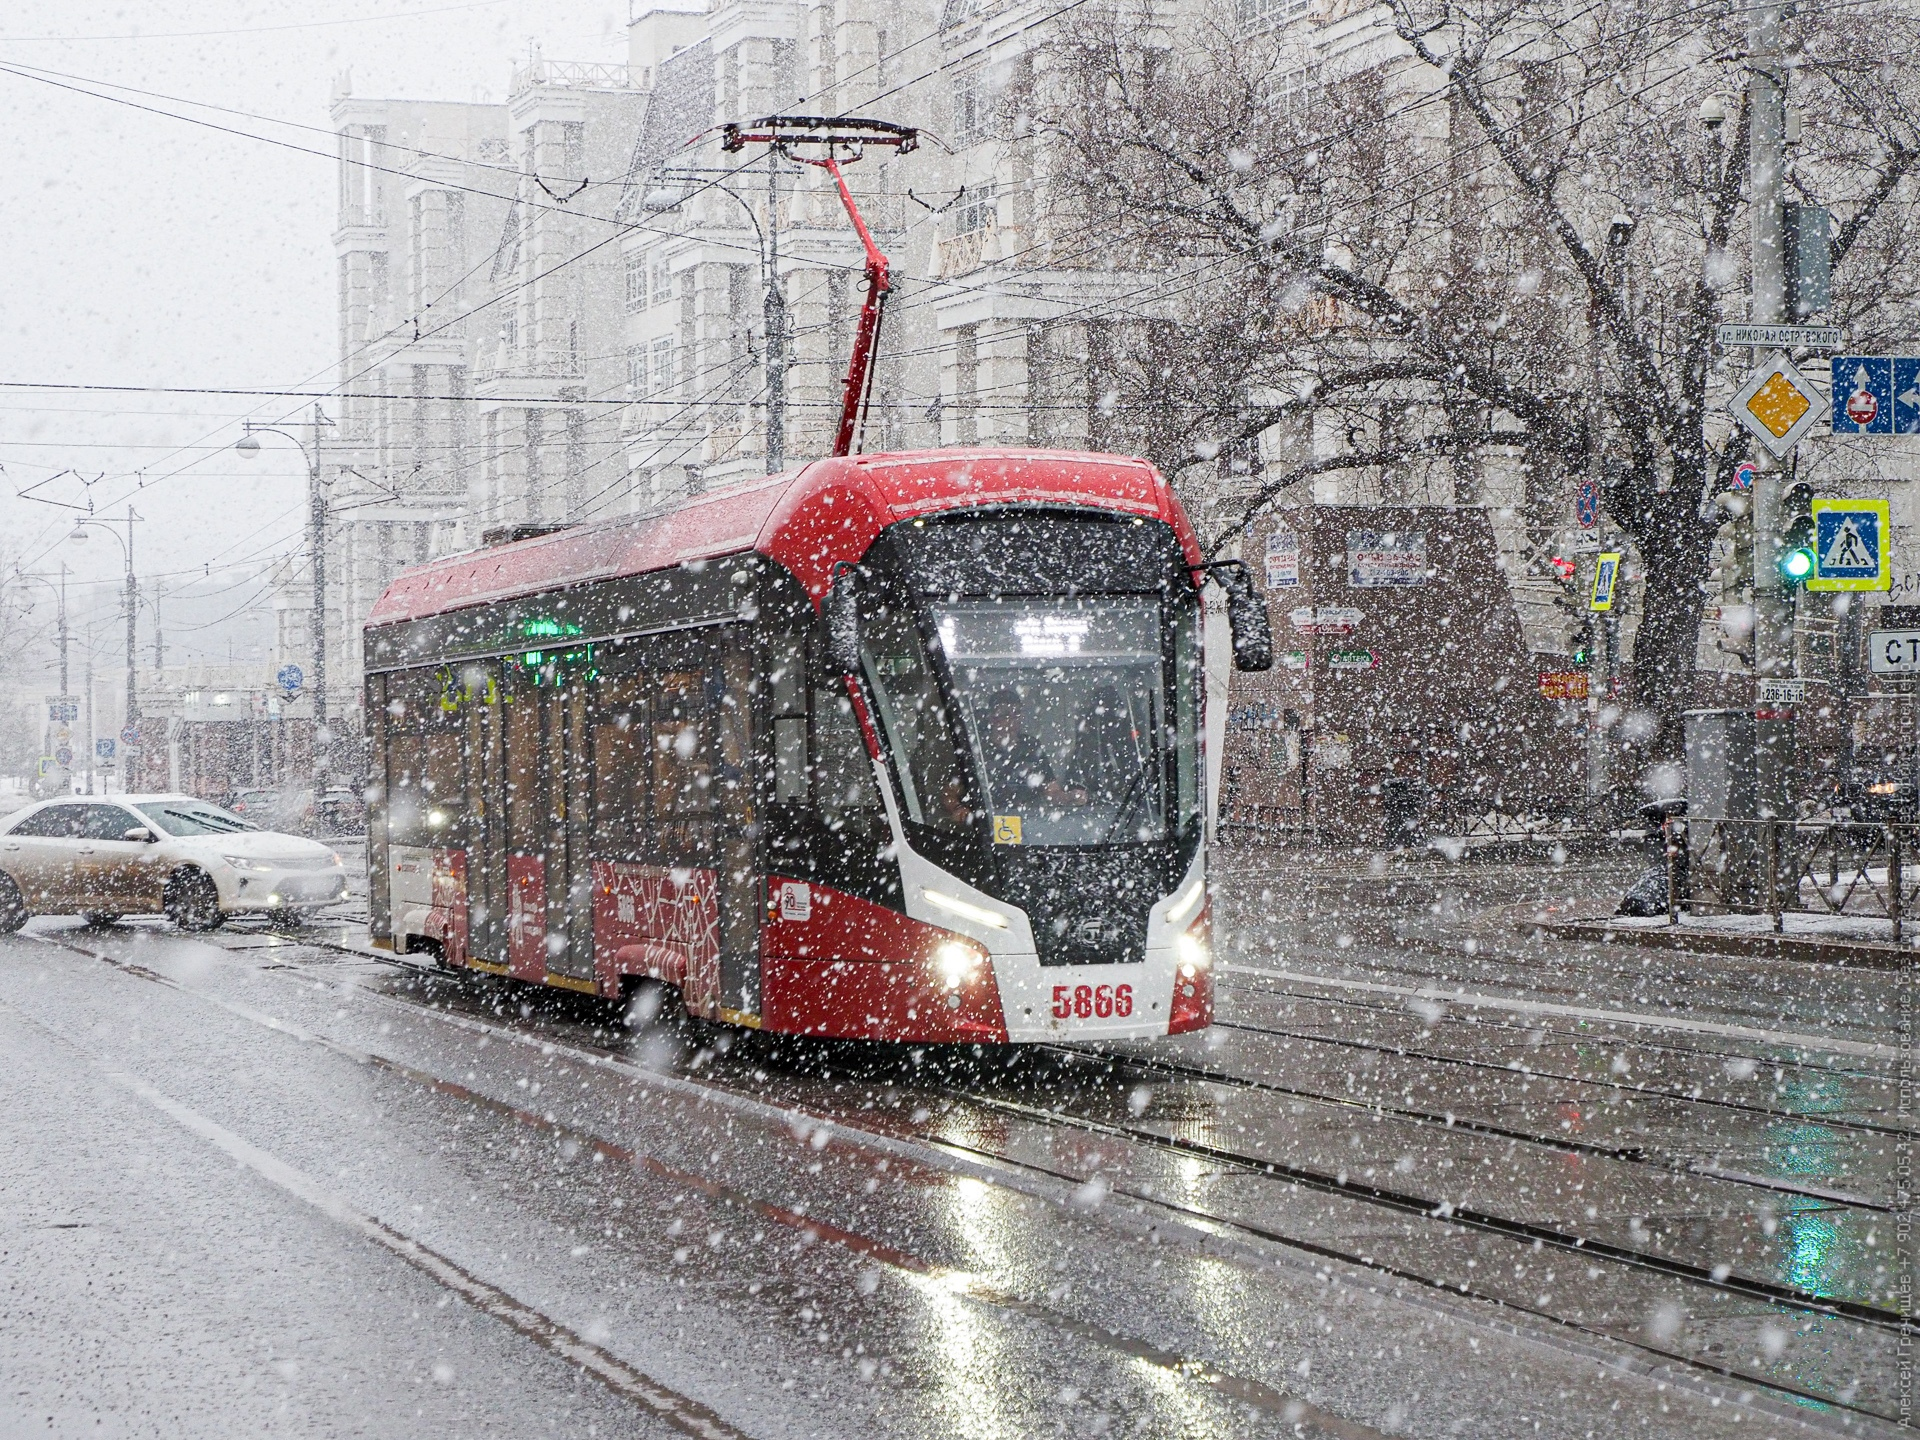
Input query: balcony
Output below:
<box><xmin>510</xmin><ymin>60</ymin><xmax>642</xmax><ymax>98</ymax></box>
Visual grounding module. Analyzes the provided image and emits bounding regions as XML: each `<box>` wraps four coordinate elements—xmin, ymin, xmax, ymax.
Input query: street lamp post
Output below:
<box><xmin>68</xmin><ymin>509</ymin><xmax>141</xmax><ymax>773</ymax></box>
<box><xmin>648</xmin><ymin>165</ymin><xmax>790</xmax><ymax>473</ymax></box>
<box><xmin>237</xmin><ymin>405</ymin><xmax>333</xmax><ymax>791</ymax></box>
<box><xmin>15</xmin><ymin>563</ymin><xmax>71</xmax><ymax>698</ymax></box>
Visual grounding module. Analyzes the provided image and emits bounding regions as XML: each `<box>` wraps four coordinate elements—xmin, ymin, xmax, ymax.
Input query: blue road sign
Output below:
<box><xmin>1809</xmin><ymin>498</ymin><xmax>1892</xmax><ymax>592</ymax></box>
<box><xmin>277</xmin><ymin>664</ymin><xmax>304</xmax><ymax>695</ymax></box>
<box><xmin>94</xmin><ymin>737</ymin><xmax>115</xmax><ymax>761</ymax></box>
<box><xmin>1897</xmin><ymin>357</ymin><xmax>1920</xmax><ymax>434</ymax></box>
<box><xmin>1575</xmin><ymin>481</ymin><xmax>1599</xmax><ymax>528</ymax></box>
<box><xmin>1833</xmin><ymin>356</ymin><xmax>1895</xmax><ymax>434</ymax></box>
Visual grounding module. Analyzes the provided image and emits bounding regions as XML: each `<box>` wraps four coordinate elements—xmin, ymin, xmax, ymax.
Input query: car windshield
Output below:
<box><xmin>931</xmin><ymin>597</ymin><xmax>1169</xmax><ymax>847</ymax></box>
<box><xmin>135</xmin><ymin>799</ymin><xmax>259</xmax><ymax>836</ymax></box>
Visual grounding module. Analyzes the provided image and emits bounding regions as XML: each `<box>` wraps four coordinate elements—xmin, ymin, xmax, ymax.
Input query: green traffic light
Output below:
<box><xmin>1781</xmin><ymin>547</ymin><xmax>1815</xmax><ymax>581</ymax></box>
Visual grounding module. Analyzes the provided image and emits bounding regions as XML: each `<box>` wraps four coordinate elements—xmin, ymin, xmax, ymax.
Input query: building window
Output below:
<box><xmin>651</xmin><ymin>260</ymin><xmax>672</xmax><ymax>309</ymax></box>
<box><xmin>952</xmin><ymin>67</ymin><xmax>988</xmax><ymax>147</ymax></box>
<box><xmin>625</xmin><ymin>254</ymin><xmax>647</xmax><ymax>313</ymax></box>
<box><xmin>951</xmin><ymin>184</ymin><xmax>996</xmax><ymax>236</ymax></box>
<box><xmin>627</xmin><ymin>344</ymin><xmax>647</xmax><ymax>399</ymax></box>
<box><xmin>650</xmin><ymin>337</ymin><xmax>675</xmax><ymax>403</ymax></box>
<box><xmin>1238</xmin><ymin>0</ymin><xmax>1310</xmax><ymax>35</ymax></box>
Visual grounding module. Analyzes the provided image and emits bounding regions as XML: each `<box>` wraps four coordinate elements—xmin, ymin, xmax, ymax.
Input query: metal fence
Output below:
<box><xmin>1663</xmin><ymin>816</ymin><xmax>1920</xmax><ymax>942</ymax></box>
<box><xmin>1216</xmin><ymin>798</ymin><xmax>1600</xmax><ymax>852</ymax></box>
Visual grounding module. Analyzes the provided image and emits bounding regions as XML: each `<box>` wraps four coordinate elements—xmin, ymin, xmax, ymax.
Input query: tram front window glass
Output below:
<box><xmin>860</xmin><ymin>601</ymin><xmax>973</xmax><ymax>831</ymax></box>
<box><xmin>933</xmin><ymin>597</ymin><xmax>1170</xmax><ymax>847</ymax></box>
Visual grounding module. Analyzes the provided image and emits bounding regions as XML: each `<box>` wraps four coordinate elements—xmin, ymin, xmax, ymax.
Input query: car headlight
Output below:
<box><xmin>223</xmin><ymin>855</ymin><xmax>276</xmax><ymax>873</ymax></box>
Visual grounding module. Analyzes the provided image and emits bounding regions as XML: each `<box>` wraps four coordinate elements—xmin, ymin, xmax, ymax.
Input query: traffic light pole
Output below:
<box><xmin>1748</xmin><ymin>0</ymin><xmax>1794</xmax><ymax>821</ymax></box>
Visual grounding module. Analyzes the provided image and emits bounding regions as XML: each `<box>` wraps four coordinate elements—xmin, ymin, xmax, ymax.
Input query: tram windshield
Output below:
<box><xmin>931</xmin><ymin>597</ymin><xmax>1173</xmax><ymax>847</ymax></box>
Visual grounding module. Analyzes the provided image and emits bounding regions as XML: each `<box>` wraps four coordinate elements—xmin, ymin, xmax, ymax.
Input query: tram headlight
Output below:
<box><xmin>1164</xmin><ymin>878</ymin><xmax>1205</xmax><ymax>927</ymax></box>
<box><xmin>1175</xmin><ymin>928</ymin><xmax>1210</xmax><ymax>978</ymax></box>
<box><xmin>934</xmin><ymin>939</ymin><xmax>987</xmax><ymax>990</ymax></box>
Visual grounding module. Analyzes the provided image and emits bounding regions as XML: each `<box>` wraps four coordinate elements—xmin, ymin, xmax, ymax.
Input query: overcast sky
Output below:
<box><xmin>0</xmin><ymin>0</ymin><xmax>628</xmax><ymax>670</ymax></box>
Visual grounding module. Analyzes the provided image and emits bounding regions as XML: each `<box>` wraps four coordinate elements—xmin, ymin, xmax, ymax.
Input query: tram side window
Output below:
<box><xmin>503</xmin><ymin>664</ymin><xmax>542</xmax><ymax>854</ymax></box>
<box><xmin>385</xmin><ymin>667</ymin><xmax>467</xmax><ymax>848</ymax></box>
<box><xmin>814</xmin><ymin>679</ymin><xmax>886</xmax><ymax>836</ymax></box>
<box><xmin>769</xmin><ymin>637</ymin><xmax>807</xmax><ymax>804</ymax></box>
<box><xmin>651</xmin><ymin>670</ymin><xmax>714</xmax><ymax>818</ymax></box>
<box><xmin>591</xmin><ymin>671</ymin><xmax>647</xmax><ymax>852</ymax></box>
<box><xmin>716</xmin><ymin>644</ymin><xmax>754</xmax><ymax>824</ymax></box>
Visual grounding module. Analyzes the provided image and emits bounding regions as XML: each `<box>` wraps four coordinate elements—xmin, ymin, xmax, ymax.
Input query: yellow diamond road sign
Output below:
<box><xmin>1729</xmin><ymin>349</ymin><xmax>1825</xmax><ymax>457</ymax></box>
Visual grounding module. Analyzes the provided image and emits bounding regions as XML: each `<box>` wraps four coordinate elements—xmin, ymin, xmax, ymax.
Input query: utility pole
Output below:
<box><xmin>56</xmin><ymin>562</ymin><xmax>69</xmax><ymax>699</ymax></box>
<box><xmin>310</xmin><ymin>401</ymin><xmax>329</xmax><ymax>792</ymax></box>
<box><xmin>1748</xmin><ymin>0</ymin><xmax>1793</xmax><ymax>819</ymax></box>
<box><xmin>123</xmin><ymin>506</ymin><xmax>140</xmax><ymax>744</ymax></box>
<box><xmin>764</xmin><ymin>152</ymin><xmax>788</xmax><ymax>474</ymax></box>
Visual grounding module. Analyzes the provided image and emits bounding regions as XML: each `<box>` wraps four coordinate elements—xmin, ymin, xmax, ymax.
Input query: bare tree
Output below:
<box><xmin>1038</xmin><ymin>0</ymin><xmax>1920</xmax><ymax>761</ymax></box>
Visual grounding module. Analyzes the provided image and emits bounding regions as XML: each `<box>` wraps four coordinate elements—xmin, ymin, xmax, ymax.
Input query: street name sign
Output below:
<box><xmin>1757</xmin><ymin>678</ymin><xmax>1807</xmax><ymax>705</ymax></box>
<box><xmin>45</xmin><ymin>696</ymin><xmax>78</xmax><ymax>724</ymax></box>
<box><xmin>1807</xmin><ymin>498</ymin><xmax>1891</xmax><ymax>592</ymax></box>
<box><xmin>1830</xmin><ymin>356</ymin><xmax>1920</xmax><ymax>435</ymax></box>
<box><xmin>1868</xmin><ymin>629</ymin><xmax>1920</xmax><ymax>675</ymax></box>
<box><xmin>1730</xmin><ymin>350</ymin><xmax>1826</xmax><ymax>457</ymax></box>
<box><xmin>1717</xmin><ymin>323</ymin><xmax>1842</xmax><ymax>350</ymax></box>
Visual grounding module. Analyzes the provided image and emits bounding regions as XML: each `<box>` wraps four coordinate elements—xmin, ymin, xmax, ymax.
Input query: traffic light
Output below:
<box><xmin>1778</xmin><ymin>481</ymin><xmax>1815</xmax><ymax>588</ymax></box>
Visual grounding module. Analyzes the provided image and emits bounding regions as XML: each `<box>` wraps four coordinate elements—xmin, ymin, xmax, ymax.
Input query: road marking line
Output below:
<box><xmin>1223</xmin><ymin>964</ymin><xmax>1898</xmax><ymax>1062</ymax></box>
<box><xmin>101</xmin><ymin>1068</ymin><xmax>755</xmax><ymax>1440</ymax></box>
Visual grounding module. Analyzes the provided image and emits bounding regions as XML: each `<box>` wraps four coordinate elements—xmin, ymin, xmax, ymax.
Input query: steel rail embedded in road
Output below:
<box><xmin>44</xmin><ymin>922</ymin><xmax>1903</xmax><ymax>1432</ymax></box>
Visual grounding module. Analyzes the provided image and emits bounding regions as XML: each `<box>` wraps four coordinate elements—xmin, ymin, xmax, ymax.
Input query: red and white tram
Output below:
<box><xmin>363</xmin><ymin>449</ymin><xmax>1275</xmax><ymax>1043</ymax></box>
<box><xmin>362</xmin><ymin>116</ymin><xmax>1271</xmax><ymax>1046</ymax></box>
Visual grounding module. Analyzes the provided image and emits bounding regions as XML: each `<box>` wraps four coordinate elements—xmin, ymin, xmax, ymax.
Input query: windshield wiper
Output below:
<box><xmin>1101</xmin><ymin>767</ymin><xmax>1149</xmax><ymax>843</ymax></box>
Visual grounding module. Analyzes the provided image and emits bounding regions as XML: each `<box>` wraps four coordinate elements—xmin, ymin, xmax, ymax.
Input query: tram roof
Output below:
<box><xmin>365</xmin><ymin>448</ymin><xmax>1202</xmax><ymax>628</ymax></box>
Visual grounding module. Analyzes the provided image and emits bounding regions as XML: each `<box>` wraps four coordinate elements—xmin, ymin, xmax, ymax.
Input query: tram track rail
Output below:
<box><xmin>56</xmin><ymin>922</ymin><xmax>1906</xmax><ymax>1430</ymax></box>
<box><xmin>1065</xmin><ymin>1038</ymin><xmax>1901</xmax><ymax>1214</ymax></box>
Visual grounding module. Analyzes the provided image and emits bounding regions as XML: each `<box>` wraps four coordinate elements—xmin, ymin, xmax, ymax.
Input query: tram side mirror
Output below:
<box><xmin>824</xmin><ymin>575</ymin><xmax>861</xmax><ymax>676</ymax></box>
<box><xmin>1211</xmin><ymin>562</ymin><xmax>1273</xmax><ymax>671</ymax></box>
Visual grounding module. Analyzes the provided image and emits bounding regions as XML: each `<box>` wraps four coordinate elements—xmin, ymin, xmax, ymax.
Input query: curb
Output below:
<box><xmin>1533</xmin><ymin>919</ymin><xmax>1914</xmax><ymax>970</ymax></box>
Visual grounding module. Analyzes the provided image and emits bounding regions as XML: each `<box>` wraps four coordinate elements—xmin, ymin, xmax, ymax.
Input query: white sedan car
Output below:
<box><xmin>0</xmin><ymin>793</ymin><xmax>347</xmax><ymax>932</ymax></box>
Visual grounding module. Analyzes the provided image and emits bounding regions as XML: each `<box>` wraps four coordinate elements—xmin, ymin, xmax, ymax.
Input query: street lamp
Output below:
<box><xmin>68</xmin><ymin>509</ymin><xmax>140</xmax><ymax>768</ymax></box>
<box><xmin>236</xmin><ymin>405</ymin><xmax>333</xmax><ymax>791</ymax></box>
<box><xmin>13</xmin><ymin>564</ymin><xmax>70</xmax><ymax>697</ymax></box>
<box><xmin>652</xmin><ymin>159</ymin><xmax>791</xmax><ymax>472</ymax></box>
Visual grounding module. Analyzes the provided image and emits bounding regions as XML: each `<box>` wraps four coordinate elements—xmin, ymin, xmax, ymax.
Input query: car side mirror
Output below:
<box><xmin>1207</xmin><ymin>561</ymin><xmax>1273</xmax><ymax>671</ymax></box>
<box><xmin>123</xmin><ymin>826</ymin><xmax>156</xmax><ymax>843</ymax></box>
<box><xmin>823</xmin><ymin>572</ymin><xmax>861</xmax><ymax>677</ymax></box>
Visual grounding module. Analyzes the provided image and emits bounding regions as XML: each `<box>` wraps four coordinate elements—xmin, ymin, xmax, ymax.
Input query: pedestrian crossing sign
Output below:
<box><xmin>1807</xmin><ymin>498</ymin><xmax>1890</xmax><ymax>592</ymax></box>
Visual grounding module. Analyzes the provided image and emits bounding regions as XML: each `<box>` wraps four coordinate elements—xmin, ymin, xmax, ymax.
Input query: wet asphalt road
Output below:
<box><xmin>0</xmin><ymin>847</ymin><xmax>1911</xmax><ymax>1438</ymax></box>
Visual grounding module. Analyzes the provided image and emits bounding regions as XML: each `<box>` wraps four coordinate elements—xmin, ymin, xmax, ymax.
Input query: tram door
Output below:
<box><xmin>468</xmin><ymin>669</ymin><xmax>508</xmax><ymax>970</ymax></box>
<box><xmin>488</xmin><ymin>653</ymin><xmax>597</xmax><ymax>985</ymax></box>
<box><xmin>641</xmin><ymin>628</ymin><xmax>761</xmax><ymax>1019</ymax></box>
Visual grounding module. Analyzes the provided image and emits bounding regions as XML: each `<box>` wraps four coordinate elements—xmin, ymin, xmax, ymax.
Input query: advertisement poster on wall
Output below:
<box><xmin>1264</xmin><ymin>527</ymin><xmax>1301</xmax><ymax>588</ymax></box>
<box><xmin>1347</xmin><ymin>530</ymin><xmax>1428</xmax><ymax>587</ymax></box>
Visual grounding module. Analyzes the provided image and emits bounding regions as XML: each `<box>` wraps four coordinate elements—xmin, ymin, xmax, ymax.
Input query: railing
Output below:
<box><xmin>1216</xmin><ymin>798</ymin><xmax>1598</xmax><ymax>852</ymax></box>
<box><xmin>510</xmin><ymin>60</ymin><xmax>641</xmax><ymax>97</ymax></box>
<box><xmin>1664</xmin><ymin>817</ymin><xmax>1920</xmax><ymax>942</ymax></box>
